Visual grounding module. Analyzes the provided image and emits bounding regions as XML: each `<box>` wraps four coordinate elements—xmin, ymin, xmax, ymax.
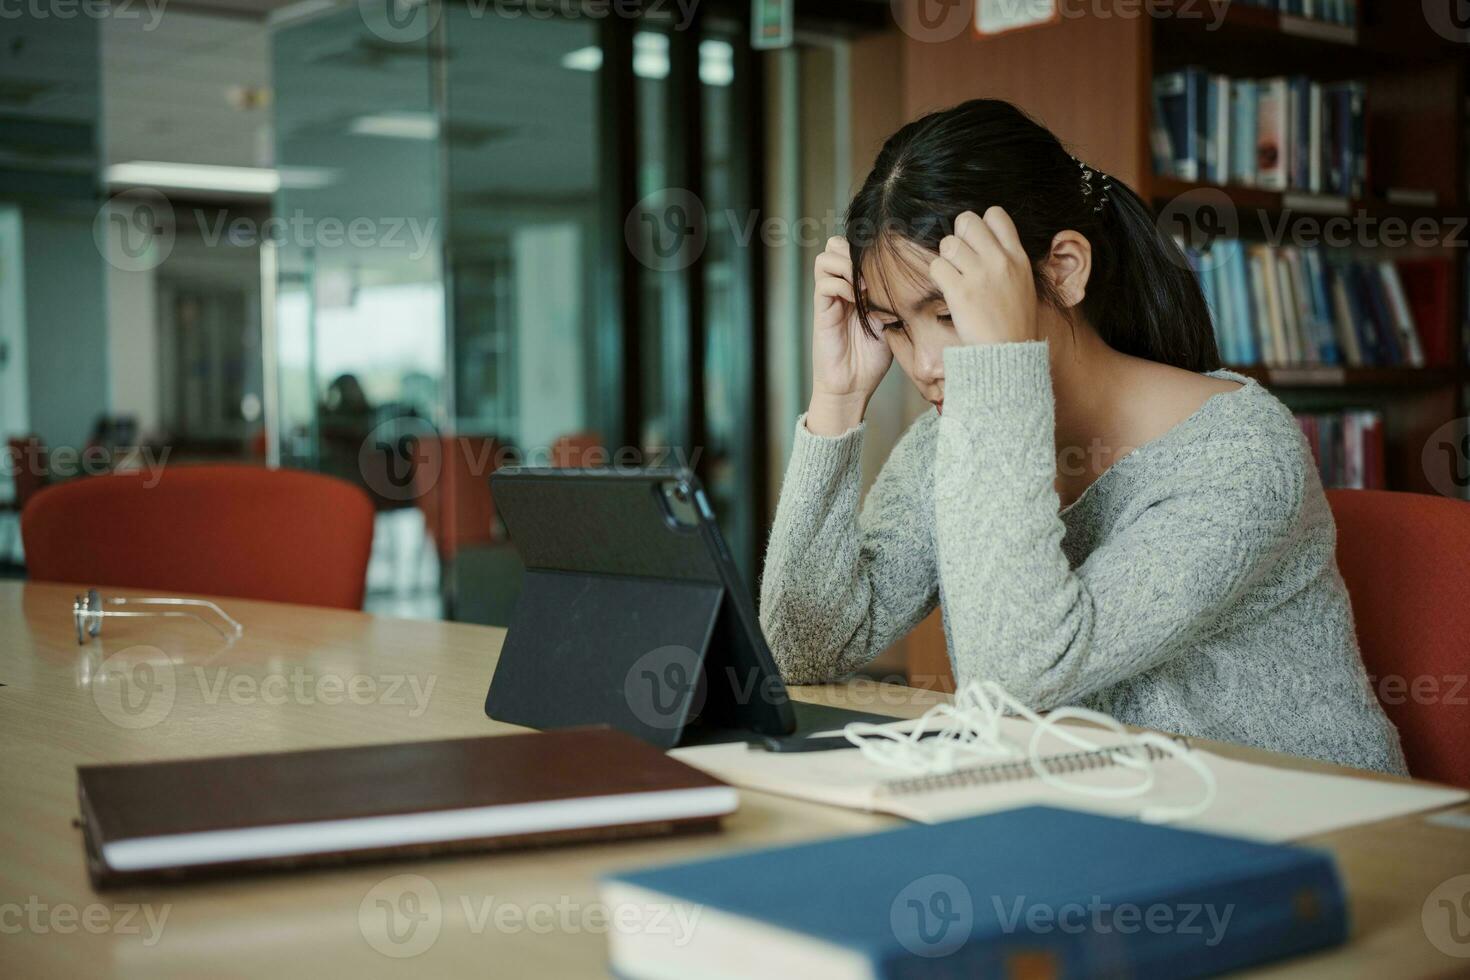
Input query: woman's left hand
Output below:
<box><xmin>929</xmin><ymin>207</ymin><xmax>1040</xmax><ymax>346</ymax></box>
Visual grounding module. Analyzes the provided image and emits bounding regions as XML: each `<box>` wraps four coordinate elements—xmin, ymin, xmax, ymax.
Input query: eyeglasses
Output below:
<box><xmin>73</xmin><ymin>589</ymin><xmax>244</xmax><ymax>645</ymax></box>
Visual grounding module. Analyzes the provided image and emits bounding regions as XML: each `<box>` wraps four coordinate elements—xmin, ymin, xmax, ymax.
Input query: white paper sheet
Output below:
<box><xmin>672</xmin><ymin>731</ymin><xmax>1467</xmax><ymax>843</ymax></box>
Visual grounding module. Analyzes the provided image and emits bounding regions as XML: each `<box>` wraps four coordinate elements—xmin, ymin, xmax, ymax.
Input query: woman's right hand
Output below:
<box><xmin>807</xmin><ymin>237</ymin><xmax>893</xmax><ymax>437</ymax></box>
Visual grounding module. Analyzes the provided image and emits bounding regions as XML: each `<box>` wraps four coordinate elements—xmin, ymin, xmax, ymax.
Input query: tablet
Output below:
<box><xmin>483</xmin><ymin>468</ymin><xmax>892</xmax><ymax>748</ymax></box>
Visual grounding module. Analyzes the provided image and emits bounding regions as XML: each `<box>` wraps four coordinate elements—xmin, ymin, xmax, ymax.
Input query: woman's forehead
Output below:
<box><xmin>861</xmin><ymin>238</ymin><xmax>939</xmax><ymax>313</ymax></box>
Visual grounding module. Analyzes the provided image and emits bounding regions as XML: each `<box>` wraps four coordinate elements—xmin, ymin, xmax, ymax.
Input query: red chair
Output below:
<box><xmin>21</xmin><ymin>465</ymin><xmax>375</xmax><ymax>609</ymax></box>
<box><xmin>551</xmin><ymin>431</ymin><xmax>605</xmax><ymax>468</ymax></box>
<box><xmin>1327</xmin><ymin>489</ymin><xmax>1470</xmax><ymax>787</ymax></box>
<box><xmin>415</xmin><ymin>435</ymin><xmax>504</xmax><ymax>563</ymax></box>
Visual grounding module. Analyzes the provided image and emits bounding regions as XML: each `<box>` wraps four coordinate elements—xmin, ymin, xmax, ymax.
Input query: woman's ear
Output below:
<box><xmin>1042</xmin><ymin>230</ymin><xmax>1092</xmax><ymax>308</ymax></box>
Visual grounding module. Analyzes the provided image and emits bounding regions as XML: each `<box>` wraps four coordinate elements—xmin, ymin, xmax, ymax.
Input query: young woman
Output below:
<box><xmin>759</xmin><ymin>99</ymin><xmax>1407</xmax><ymax>775</ymax></box>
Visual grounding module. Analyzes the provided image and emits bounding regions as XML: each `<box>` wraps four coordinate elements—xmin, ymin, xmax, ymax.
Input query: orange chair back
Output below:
<box><xmin>21</xmin><ymin>465</ymin><xmax>375</xmax><ymax>609</ymax></box>
<box><xmin>415</xmin><ymin>435</ymin><xmax>503</xmax><ymax>562</ymax></box>
<box><xmin>551</xmin><ymin>431</ymin><xmax>605</xmax><ymax>468</ymax></box>
<box><xmin>1327</xmin><ymin>489</ymin><xmax>1470</xmax><ymax>786</ymax></box>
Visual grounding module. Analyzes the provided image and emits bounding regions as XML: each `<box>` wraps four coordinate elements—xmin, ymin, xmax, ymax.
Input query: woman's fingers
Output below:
<box><xmin>814</xmin><ymin>249</ymin><xmax>854</xmax><ymax>282</ymax></box>
<box><xmin>927</xmin><ymin>253</ymin><xmax>964</xmax><ymax>302</ymax></box>
<box><xmin>953</xmin><ymin>209</ymin><xmax>1007</xmax><ymax>266</ymax></box>
<box><xmin>937</xmin><ymin>229</ymin><xmax>983</xmax><ymax>278</ymax></box>
<box><xmin>981</xmin><ymin>206</ymin><xmax>1026</xmax><ymax>261</ymax></box>
<box><xmin>815</xmin><ymin>276</ymin><xmax>856</xmax><ymax>304</ymax></box>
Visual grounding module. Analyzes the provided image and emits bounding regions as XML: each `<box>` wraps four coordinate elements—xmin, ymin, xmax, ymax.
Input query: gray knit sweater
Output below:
<box><xmin>760</xmin><ymin>341</ymin><xmax>1408</xmax><ymax>775</ymax></box>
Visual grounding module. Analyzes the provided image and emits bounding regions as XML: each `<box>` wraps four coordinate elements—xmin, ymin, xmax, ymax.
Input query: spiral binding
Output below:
<box><xmin>876</xmin><ymin>735</ymin><xmax>1191</xmax><ymax>798</ymax></box>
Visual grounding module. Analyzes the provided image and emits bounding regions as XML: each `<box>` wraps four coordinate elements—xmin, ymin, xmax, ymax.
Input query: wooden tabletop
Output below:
<box><xmin>1</xmin><ymin>580</ymin><xmax>1467</xmax><ymax>978</ymax></box>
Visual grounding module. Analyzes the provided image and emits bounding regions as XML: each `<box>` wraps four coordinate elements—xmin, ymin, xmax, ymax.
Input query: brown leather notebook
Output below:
<box><xmin>77</xmin><ymin>726</ymin><xmax>737</xmax><ymax>888</ymax></box>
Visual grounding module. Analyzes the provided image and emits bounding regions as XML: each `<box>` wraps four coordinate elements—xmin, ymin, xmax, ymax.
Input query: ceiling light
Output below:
<box><xmin>561</xmin><ymin>45</ymin><xmax>602</xmax><ymax>72</ymax></box>
<box><xmin>349</xmin><ymin>112</ymin><xmax>439</xmax><ymax>141</ymax></box>
<box><xmin>699</xmin><ymin>40</ymin><xmax>733</xmax><ymax>87</ymax></box>
<box><xmin>104</xmin><ymin>162</ymin><xmax>336</xmax><ymax>195</ymax></box>
<box><xmin>561</xmin><ymin>36</ymin><xmax>731</xmax><ymax>85</ymax></box>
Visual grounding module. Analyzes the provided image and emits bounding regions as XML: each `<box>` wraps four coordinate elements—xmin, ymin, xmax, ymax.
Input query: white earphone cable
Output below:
<box><xmin>842</xmin><ymin>680</ymin><xmax>1217</xmax><ymax>823</ymax></box>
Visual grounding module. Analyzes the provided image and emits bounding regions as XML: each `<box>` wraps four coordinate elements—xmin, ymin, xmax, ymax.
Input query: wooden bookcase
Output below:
<box><xmin>896</xmin><ymin>0</ymin><xmax>1468</xmax><ymax>497</ymax></box>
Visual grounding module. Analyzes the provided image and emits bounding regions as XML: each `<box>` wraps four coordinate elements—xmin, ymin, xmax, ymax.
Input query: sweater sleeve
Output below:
<box><xmin>935</xmin><ymin>341</ymin><xmax>1304</xmax><ymax>709</ymax></box>
<box><xmin>758</xmin><ymin>414</ymin><xmax>940</xmax><ymax>684</ymax></box>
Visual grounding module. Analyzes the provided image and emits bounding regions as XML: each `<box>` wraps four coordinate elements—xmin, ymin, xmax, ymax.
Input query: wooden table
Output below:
<box><xmin>1</xmin><ymin>581</ymin><xmax>1467</xmax><ymax>978</ymax></box>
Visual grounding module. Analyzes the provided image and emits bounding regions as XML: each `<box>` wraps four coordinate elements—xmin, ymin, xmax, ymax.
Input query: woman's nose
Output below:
<box><xmin>914</xmin><ymin>342</ymin><xmax>946</xmax><ymax>384</ymax></box>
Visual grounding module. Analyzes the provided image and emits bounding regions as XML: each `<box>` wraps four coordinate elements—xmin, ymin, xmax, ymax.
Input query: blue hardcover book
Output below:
<box><xmin>1289</xmin><ymin>76</ymin><xmax>1312</xmax><ymax>191</ymax></box>
<box><xmin>1153</xmin><ymin>70</ymin><xmax>1204</xmax><ymax>181</ymax></box>
<box><xmin>1229</xmin><ymin>80</ymin><xmax>1257</xmax><ymax>185</ymax></box>
<box><xmin>1225</xmin><ymin>241</ymin><xmax>1260</xmax><ymax>365</ymax></box>
<box><xmin>1302</xmin><ymin>248</ymin><xmax>1342</xmax><ymax>364</ymax></box>
<box><xmin>1358</xmin><ymin>262</ymin><xmax>1402</xmax><ymax>365</ymax></box>
<box><xmin>1204</xmin><ymin>76</ymin><xmax>1218</xmax><ymax>183</ymax></box>
<box><xmin>1344</xmin><ymin>262</ymin><xmax>1389</xmax><ymax>365</ymax></box>
<box><xmin>1210</xmin><ymin>249</ymin><xmax>1238</xmax><ymax>364</ymax></box>
<box><xmin>1336</xmin><ymin>260</ymin><xmax>1378</xmax><ymax>365</ymax></box>
<box><xmin>604</xmin><ymin>807</ymin><xmax>1349</xmax><ymax>980</ymax></box>
<box><xmin>1192</xmin><ymin>249</ymin><xmax>1226</xmax><ymax>360</ymax></box>
<box><xmin>1204</xmin><ymin>75</ymin><xmax>1223</xmax><ymax>184</ymax></box>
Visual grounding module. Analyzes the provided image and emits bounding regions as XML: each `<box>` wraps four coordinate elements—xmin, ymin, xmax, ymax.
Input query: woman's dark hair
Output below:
<box><xmin>846</xmin><ymin>98</ymin><xmax>1220</xmax><ymax>372</ymax></box>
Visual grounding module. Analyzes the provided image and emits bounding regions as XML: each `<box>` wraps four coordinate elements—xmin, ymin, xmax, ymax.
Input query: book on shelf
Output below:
<box><xmin>1152</xmin><ymin>68</ymin><xmax>1365</xmax><ymax>197</ymax></box>
<box><xmin>1234</xmin><ymin>0</ymin><xmax>1357</xmax><ymax>26</ymax></box>
<box><xmin>1183</xmin><ymin>239</ymin><xmax>1456</xmax><ymax>369</ymax></box>
<box><xmin>1296</xmin><ymin>410</ymin><xmax>1386</xmax><ymax>490</ymax></box>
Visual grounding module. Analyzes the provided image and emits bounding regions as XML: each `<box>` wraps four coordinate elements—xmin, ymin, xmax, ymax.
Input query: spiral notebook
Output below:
<box><xmin>670</xmin><ymin>717</ymin><xmax>1467</xmax><ymax>842</ymax></box>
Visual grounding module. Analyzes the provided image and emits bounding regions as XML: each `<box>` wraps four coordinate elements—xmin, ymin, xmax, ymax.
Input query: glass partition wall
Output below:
<box><xmin>271</xmin><ymin>2</ymin><xmax>765</xmax><ymax>621</ymax></box>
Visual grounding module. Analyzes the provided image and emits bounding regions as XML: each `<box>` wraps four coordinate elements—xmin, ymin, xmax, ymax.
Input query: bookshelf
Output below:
<box><xmin>1143</xmin><ymin>2</ymin><xmax>1467</xmax><ymax>497</ymax></box>
<box><xmin>899</xmin><ymin>0</ymin><xmax>1467</xmax><ymax>497</ymax></box>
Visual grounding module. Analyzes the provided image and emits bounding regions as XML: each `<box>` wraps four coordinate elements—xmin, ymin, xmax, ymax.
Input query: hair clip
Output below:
<box><xmin>1072</xmin><ymin>154</ymin><xmax>1111</xmax><ymax>213</ymax></box>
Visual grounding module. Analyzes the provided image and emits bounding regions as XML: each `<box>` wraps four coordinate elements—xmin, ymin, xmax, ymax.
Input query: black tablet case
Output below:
<box><xmin>484</xmin><ymin>470</ymin><xmax>798</xmax><ymax>749</ymax></box>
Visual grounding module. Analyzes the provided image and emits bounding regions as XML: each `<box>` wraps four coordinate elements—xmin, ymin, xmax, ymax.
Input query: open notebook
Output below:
<box><xmin>671</xmin><ymin>716</ymin><xmax>1466</xmax><ymax>842</ymax></box>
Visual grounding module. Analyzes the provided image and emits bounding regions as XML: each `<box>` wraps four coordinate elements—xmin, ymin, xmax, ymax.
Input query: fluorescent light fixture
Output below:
<box><xmin>561</xmin><ymin>45</ymin><xmax>602</xmax><ymax>72</ymax></box>
<box><xmin>633</xmin><ymin>31</ymin><xmax>668</xmax><ymax>80</ymax></box>
<box><xmin>561</xmin><ymin>36</ymin><xmax>732</xmax><ymax>86</ymax></box>
<box><xmin>349</xmin><ymin>111</ymin><xmax>439</xmax><ymax>141</ymax></box>
<box><xmin>105</xmin><ymin>162</ymin><xmax>337</xmax><ymax>195</ymax></box>
<box><xmin>699</xmin><ymin>39</ymin><xmax>733</xmax><ymax>87</ymax></box>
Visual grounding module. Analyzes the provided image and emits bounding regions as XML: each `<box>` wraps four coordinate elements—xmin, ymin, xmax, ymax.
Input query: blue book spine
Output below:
<box><xmin>1234</xmin><ymin>243</ymin><xmax>1258</xmax><ymax>365</ymax></box>
<box><xmin>1226</xmin><ymin>241</ymin><xmax>1248</xmax><ymax>365</ymax></box>
<box><xmin>1290</xmin><ymin>76</ymin><xmax>1312</xmax><ymax>191</ymax></box>
<box><xmin>1229</xmin><ymin>80</ymin><xmax>1257</xmax><ymax>185</ymax></box>
<box><xmin>1333</xmin><ymin>86</ymin><xmax>1353</xmax><ymax>197</ymax></box>
<box><xmin>1349</xmin><ymin>83</ymin><xmax>1367</xmax><ymax>198</ymax></box>
<box><xmin>1192</xmin><ymin>69</ymin><xmax>1209</xmax><ymax>183</ymax></box>
<box><xmin>1343</xmin><ymin>264</ymin><xmax>1384</xmax><ymax>365</ymax></box>
<box><xmin>1153</xmin><ymin>72</ymin><xmax>1195</xmax><ymax>181</ymax></box>
<box><xmin>878</xmin><ymin>860</ymin><xmax>1348</xmax><ymax>980</ymax></box>
<box><xmin>1193</xmin><ymin>250</ymin><xmax>1225</xmax><ymax>360</ymax></box>
<box><xmin>1211</xmin><ymin>251</ymin><xmax>1238</xmax><ymax>364</ymax></box>
<box><xmin>1204</xmin><ymin>76</ymin><xmax>1222</xmax><ymax>184</ymax></box>
<box><xmin>1359</xmin><ymin>264</ymin><xmax>1402</xmax><ymax>365</ymax></box>
<box><xmin>1303</xmin><ymin>249</ymin><xmax>1341</xmax><ymax>365</ymax></box>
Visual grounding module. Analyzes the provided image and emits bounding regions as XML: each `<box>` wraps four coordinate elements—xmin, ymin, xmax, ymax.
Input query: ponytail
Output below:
<box><xmin>1084</xmin><ymin>177</ymin><xmax>1220</xmax><ymax>371</ymax></box>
